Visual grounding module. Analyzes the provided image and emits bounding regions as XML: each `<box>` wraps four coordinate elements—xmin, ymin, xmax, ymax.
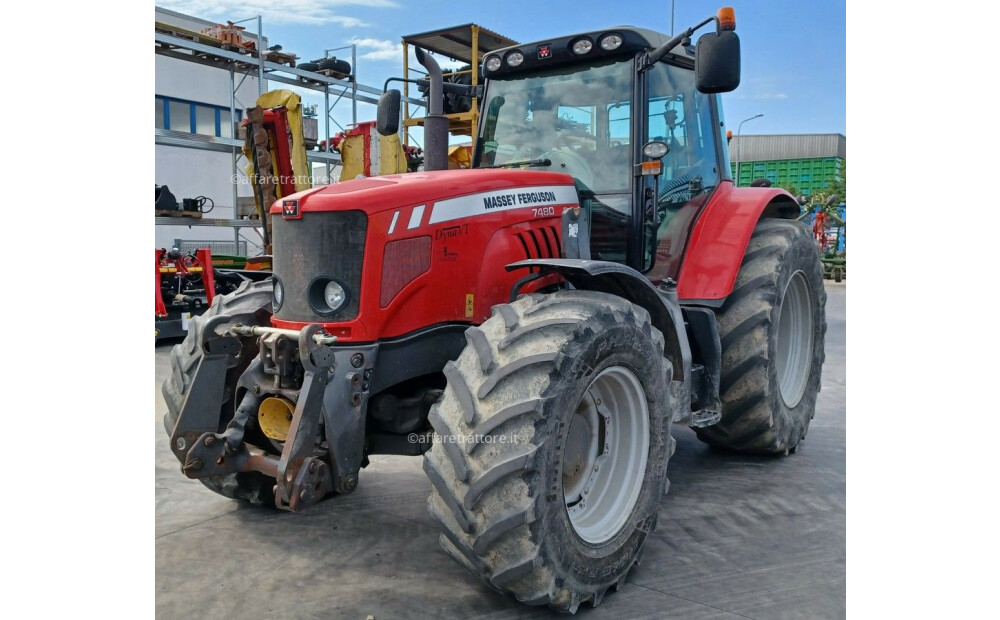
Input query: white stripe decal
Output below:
<box><xmin>388</xmin><ymin>210</ymin><xmax>399</xmax><ymax>234</ymax></box>
<box><xmin>428</xmin><ymin>185</ymin><xmax>579</xmax><ymax>225</ymax></box>
<box><xmin>408</xmin><ymin>204</ymin><xmax>425</xmax><ymax>229</ymax></box>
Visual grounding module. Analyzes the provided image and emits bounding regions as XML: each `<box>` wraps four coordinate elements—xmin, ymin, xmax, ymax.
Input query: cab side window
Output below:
<box><xmin>646</xmin><ymin>62</ymin><xmax>720</xmax><ymax>205</ymax></box>
<box><xmin>644</xmin><ymin>61</ymin><xmax>722</xmax><ymax>279</ymax></box>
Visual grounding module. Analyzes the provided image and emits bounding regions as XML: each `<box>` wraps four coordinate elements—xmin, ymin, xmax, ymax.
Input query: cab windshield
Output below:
<box><xmin>475</xmin><ymin>58</ymin><xmax>634</xmax><ymax>194</ymax></box>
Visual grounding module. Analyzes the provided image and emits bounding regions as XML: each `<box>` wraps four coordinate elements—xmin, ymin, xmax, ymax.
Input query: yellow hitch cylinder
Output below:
<box><xmin>258</xmin><ymin>397</ymin><xmax>295</xmax><ymax>441</ymax></box>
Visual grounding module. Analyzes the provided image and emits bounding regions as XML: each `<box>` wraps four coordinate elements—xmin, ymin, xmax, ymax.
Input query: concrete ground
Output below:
<box><xmin>155</xmin><ymin>282</ymin><xmax>845</xmax><ymax>619</ymax></box>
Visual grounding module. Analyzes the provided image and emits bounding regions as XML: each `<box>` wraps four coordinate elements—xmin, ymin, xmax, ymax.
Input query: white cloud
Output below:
<box><xmin>349</xmin><ymin>37</ymin><xmax>401</xmax><ymax>61</ymax></box>
<box><xmin>157</xmin><ymin>0</ymin><xmax>399</xmax><ymax>26</ymax></box>
<box><xmin>348</xmin><ymin>37</ymin><xmax>467</xmax><ymax>71</ymax></box>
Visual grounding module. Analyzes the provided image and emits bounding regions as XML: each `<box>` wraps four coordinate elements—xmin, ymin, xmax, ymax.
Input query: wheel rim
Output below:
<box><xmin>564</xmin><ymin>366</ymin><xmax>649</xmax><ymax>544</ymax></box>
<box><xmin>776</xmin><ymin>270</ymin><xmax>814</xmax><ymax>407</ymax></box>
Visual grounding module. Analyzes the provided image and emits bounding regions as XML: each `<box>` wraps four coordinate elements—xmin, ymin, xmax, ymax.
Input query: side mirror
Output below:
<box><xmin>695</xmin><ymin>30</ymin><xmax>740</xmax><ymax>93</ymax></box>
<box><xmin>376</xmin><ymin>89</ymin><xmax>401</xmax><ymax>136</ymax></box>
<box><xmin>825</xmin><ymin>194</ymin><xmax>840</xmax><ymax>206</ymax></box>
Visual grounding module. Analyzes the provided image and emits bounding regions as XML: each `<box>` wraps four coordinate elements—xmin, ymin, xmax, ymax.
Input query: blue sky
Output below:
<box><xmin>158</xmin><ymin>0</ymin><xmax>845</xmax><ymax>138</ymax></box>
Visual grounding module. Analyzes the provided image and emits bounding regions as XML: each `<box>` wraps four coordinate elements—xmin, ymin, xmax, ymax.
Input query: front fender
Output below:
<box><xmin>505</xmin><ymin>258</ymin><xmax>689</xmax><ymax>386</ymax></box>
<box><xmin>677</xmin><ymin>183</ymin><xmax>799</xmax><ymax>304</ymax></box>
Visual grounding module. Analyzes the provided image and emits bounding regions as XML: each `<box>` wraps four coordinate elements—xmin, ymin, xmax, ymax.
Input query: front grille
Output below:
<box><xmin>272</xmin><ymin>211</ymin><xmax>367</xmax><ymax>322</ymax></box>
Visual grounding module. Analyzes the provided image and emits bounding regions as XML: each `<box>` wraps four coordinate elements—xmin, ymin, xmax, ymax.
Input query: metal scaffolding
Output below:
<box><xmin>154</xmin><ymin>15</ymin><xmax>423</xmax><ymax>254</ymax></box>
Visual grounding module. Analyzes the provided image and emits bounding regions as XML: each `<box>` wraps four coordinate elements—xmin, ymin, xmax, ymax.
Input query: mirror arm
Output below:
<box><xmin>640</xmin><ymin>16</ymin><xmax>716</xmax><ymax>71</ymax></box>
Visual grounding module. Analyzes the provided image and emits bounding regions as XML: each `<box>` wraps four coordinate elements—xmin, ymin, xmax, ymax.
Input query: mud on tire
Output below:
<box><xmin>161</xmin><ymin>278</ymin><xmax>277</xmax><ymax>506</ymax></box>
<box><xmin>695</xmin><ymin>219</ymin><xmax>827</xmax><ymax>454</ymax></box>
<box><xmin>424</xmin><ymin>290</ymin><xmax>674</xmax><ymax>613</ymax></box>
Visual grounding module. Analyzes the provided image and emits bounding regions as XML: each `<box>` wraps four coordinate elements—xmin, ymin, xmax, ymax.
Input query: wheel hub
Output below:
<box><xmin>776</xmin><ymin>270</ymin><xmax>814</xmax><ymax>407</ymax></box>
<box><xmin>564</xmin><ymin>366</ymin><xmax>649</xmax><ymax>544</ymax></box>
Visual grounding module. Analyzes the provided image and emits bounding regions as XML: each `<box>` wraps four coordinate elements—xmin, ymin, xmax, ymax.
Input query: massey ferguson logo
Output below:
<box><xmin>483</xmin><ymin>191</ymin><xmax>557</xmax><ymax>210</ymax></box>
<box><xmin>282</xmin><ymin>199</ymin><xmax>299</xmax><ymax>218</ymax></box>
<box><xmin>537</xmin><ymin>44</ymin><xmax>552</xmax><ymax>59</ymax></box>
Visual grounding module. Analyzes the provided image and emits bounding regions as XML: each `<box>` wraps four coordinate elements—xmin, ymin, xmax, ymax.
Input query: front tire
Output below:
<box><xmin>695</xmin><ymin>219</ymin><xmax>827</xmax><ymax>454</ymax></box>
<box><xmin>424</xmin><ymin>291</ymin><xmax>673</xmax><ymax>613</ymax></box>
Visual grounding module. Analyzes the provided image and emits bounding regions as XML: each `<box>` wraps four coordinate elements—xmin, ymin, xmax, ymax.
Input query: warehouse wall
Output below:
<box><xmin>730</xmin><ymin>157</ymin><xmax>843</xmax><ymax>196</ymax></box>
<box><xmin>154</xmin><ymin>7</ymin><xmax>265</xmax><ymax>254</ymax></box>
<box><xmin>729</xmin><ymin>134</ymin><xmax>846</xmax><ymax>162</ymax></box>
<box><xmin>727</xmin><ymin>133</ymin><xmax>845</xmax><ymax>196</ymax></box>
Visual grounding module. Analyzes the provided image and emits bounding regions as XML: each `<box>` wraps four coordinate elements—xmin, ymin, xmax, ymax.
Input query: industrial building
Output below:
<box><xmin>154</xmin><ymin>6</ymin><xmax>264</xmax><ymax>253</ymax></box>
<box><xmin>729</xmin><ymin>133</ymin><xmax>846</xmax><ymax>196</ymax></box>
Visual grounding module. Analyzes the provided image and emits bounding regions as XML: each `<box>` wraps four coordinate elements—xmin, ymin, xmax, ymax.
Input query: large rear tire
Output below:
<box><xmin>424</xmin><ymin>291</ymin><xmax>673</xmax><ymax>613</ymax></box>
<box><xmin>695</xmin><ymin>219</ymin><xmax>826</xmax><ymax>454</ymax></box>
<box><xmin>161</xmin><ymin>279</ymin><xmax>277</xmax><ymax>505</ymax></box>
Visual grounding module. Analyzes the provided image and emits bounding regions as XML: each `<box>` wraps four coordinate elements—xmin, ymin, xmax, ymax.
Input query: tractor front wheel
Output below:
<box><xmin>424</xmin><ymin>291</ymin><xmax>673</xmax><ymax>613</ymax></box>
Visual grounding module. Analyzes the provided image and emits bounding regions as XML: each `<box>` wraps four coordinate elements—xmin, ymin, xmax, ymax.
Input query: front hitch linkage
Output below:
<box><xmin>176</xmin><ymin>322</ymin><xmax>339</xmax><ymax>511</ymax></box>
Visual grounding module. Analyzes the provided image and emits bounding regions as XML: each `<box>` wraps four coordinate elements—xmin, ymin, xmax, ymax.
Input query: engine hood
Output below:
<box><xmin>270</xmin><ymin>168</ymin><xmax>579</xmax><ymax>217</ymax></box>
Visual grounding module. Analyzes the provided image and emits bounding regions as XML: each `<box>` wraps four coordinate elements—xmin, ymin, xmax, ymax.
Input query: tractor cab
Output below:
<box><xmin>394</xmin><ymin>11</ymin><xmax>742</xmax><ymax>282</ymax></box>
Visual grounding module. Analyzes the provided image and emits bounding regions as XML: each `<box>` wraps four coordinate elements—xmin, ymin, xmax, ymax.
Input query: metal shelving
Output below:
<box><xmin>154</xmin><ymin>16</ymin><xmax>425</xmax><ymax>249</ymax></box>
<box><xmin>154</xmin><ymin>217</ymin><xmax>264</xmax><ymax>228</ymax></box>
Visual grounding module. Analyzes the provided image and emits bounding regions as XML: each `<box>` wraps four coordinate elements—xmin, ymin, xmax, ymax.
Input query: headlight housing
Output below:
<box><xmin>324</xmin><ymin>281</ymin><xmax>346</xmax><ymax>311</ymax></box>
<box><xmin>272</xmin><ymin>278</ymin><xmax>284</xmax><ymax>311</ymax></box>
<box><xmin>571</xmin><ymin>38</ymin><xmax>593</xmax><ymax>55</ymax></box>
<box><xmin>308</xmin><ymin>276</ymin><xmax>350</xmax><ymax>316</ymax></box>
<box><xmin>485</xmin><ymin>55</ymin><xmax>502</xmax><ymax>72</ymax></box>
<box><xmin>505</xmin><ymin>50</ymin><xmax>524</xmax><ymax>67</ymax></box>
<box><xmin>599</xmin><ymin>33</ymin><xmax>623</xmax><ymax>51</ymax></box>
<box><xmin>642</xmin><ymin>140</ymin><xmax>670</xmax><ymax>160</ymax></box>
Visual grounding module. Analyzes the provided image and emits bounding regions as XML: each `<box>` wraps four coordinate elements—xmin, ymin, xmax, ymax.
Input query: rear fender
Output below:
<box><xmin>677</xmin><ymin>184</ymin><xmax>799</xmax><ymax>304</ymax></box>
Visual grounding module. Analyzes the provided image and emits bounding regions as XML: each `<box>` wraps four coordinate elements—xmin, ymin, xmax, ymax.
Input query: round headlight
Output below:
<box><xmin>642</xmin><ymin>140</ymin><xmax>670</xmax><ymax>160</ymax></box>
<box><xmin>571</xmin><ymin>38</ymin><xmax>593</xmax><ymax>55</ymax></box>
<box><xmin>308</xmin><ymin>276</ymin><xmax>350</xmax><ymax>316</ymax></box>
<box><xmin>506</xmin><ymin>50</ymin><xmax>524</xmax><ymax>67</ymax></box>
<box><xmin>324</xmin><ymin>281</ymin><xmax>346</xmax><ymax>311</ymax></box>
<box><xmin>272</xmin><ymin>278</ymin><xmax>284</xmax><ymax>310</ymax></box>
<box><xmin>485</xmin><ymin>55</ymin><xmax>502</xmax><ymax>72</ymax></box>
<box><xmin>599</xmin><ymin>33</ymin><xmax>623</xmax><ymax>51</ymax></box>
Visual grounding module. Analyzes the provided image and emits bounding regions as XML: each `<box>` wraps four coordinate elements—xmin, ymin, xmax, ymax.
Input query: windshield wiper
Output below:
<box><xmin>484</xmin><ymin>158</ymin><xmax>551</xmax><ymax>169</ymax></box>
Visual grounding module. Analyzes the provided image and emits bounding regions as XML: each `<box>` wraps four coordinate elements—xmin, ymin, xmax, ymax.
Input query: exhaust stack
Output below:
<box><xmin>416</xmin><ymin>48</ymin><xmax>449</xmax><ymax>171</ymax></box>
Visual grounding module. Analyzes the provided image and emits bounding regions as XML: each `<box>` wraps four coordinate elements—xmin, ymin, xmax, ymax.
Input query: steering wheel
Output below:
<box><xmin>539</xmin><ymin>147</ymin><xmax>595</xmax><ymax>187</ymax></box>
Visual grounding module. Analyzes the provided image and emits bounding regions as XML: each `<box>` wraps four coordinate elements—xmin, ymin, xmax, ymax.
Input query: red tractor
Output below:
<box><xmin>163</xmin><ymin>8</ymin><xmax>825</xmax><ymax>613</ymax></box>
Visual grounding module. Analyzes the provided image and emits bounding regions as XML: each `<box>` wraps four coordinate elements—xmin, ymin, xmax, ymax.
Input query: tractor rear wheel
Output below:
<box><xmin>424</xmin><ymin>291</ymin><xmax>673</xmax><ymax>613</ymax></box>
<box><xmin>161</xmin><ymin>279</ymin><xmax>278</xmax><ymax>505</ymax></box>
<box><xmin>695</xmin><ymin>219</ymin><xmax>826</xmax><ymax>454</ymax></box>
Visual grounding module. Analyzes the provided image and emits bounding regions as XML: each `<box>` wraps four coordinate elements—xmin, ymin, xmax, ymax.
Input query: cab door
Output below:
<box><xmin>640</xmin><ymin>60</ymin><xmax>724</xmax><ymax>282</ymax></box>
